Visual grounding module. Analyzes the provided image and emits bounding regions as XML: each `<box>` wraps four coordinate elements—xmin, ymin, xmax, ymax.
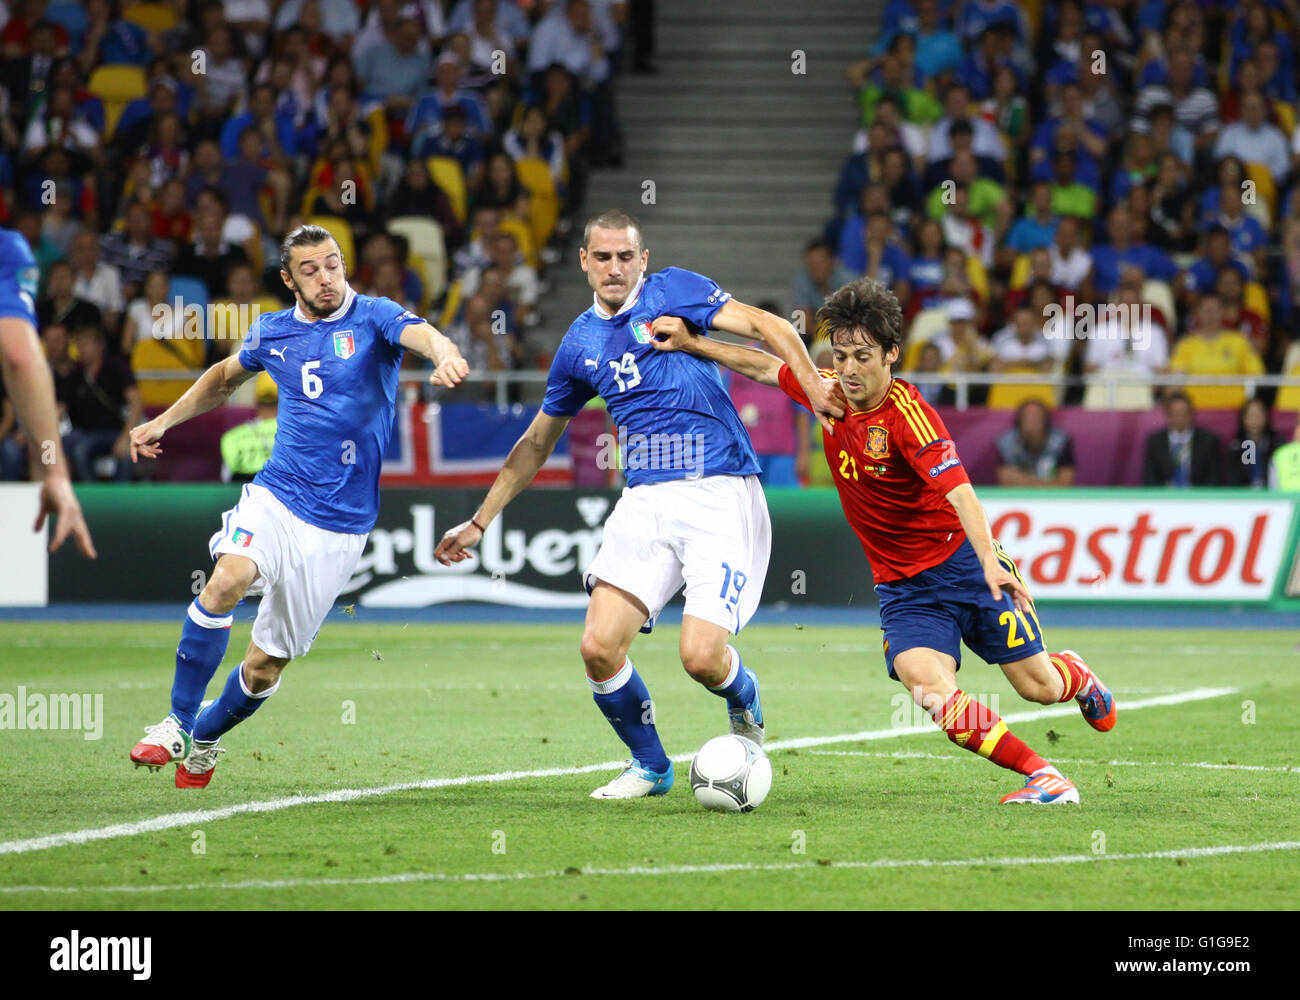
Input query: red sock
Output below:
<box><xmin>932</xmin><ymin>690</ymin><xmax>1048</xmax><ymax>777</ymax></box>
<box><xmin>1049</xmin><ymin>652</ymin><xmax>1091</xmax><ymax>702</ymax></box>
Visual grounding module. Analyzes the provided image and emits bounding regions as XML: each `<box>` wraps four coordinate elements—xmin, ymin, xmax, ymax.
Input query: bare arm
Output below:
<box><xmin>0</xmin><ymin>316</ymin><xmax>96</xmax><ymax>557</ymax></box>
<box><xmin>129</xmin><ymin>353</ymin><xmax>256</xmax><ymax>462</ymax></box>
<box><xmin>650</xmin><ymin>316</ymin><xmax>783</xmax><ymax>384</ymax></box>
<box><xmin>707</xmin><ymin>299</ymin><xmax>843</xmax><ymax>429</ymax></box>
<box><xmin>434</xmin><ymin>411</ymin><xmax>572</xmax><ymax>564</ymax></box>
<box><xmin>398</xmin><ymin>321</ymin><xmax>470</xmax><ymax>387</ymax></box>
<box><xmin>946</xmin><ymin>481</ymin><xmax>1033</xmax><ymax>612</ymax></box>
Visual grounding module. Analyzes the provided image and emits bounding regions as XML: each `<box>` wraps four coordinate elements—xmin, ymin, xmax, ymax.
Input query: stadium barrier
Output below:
<box><xmin>17</xmin><ymin>485</ymin><xmax>1300</xmax><ymax>610</ymax></box>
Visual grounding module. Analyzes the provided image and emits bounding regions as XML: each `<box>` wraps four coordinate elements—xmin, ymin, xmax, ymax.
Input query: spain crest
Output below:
<box><xmin>333</xmin><ymin>330</ymin><xmax>355</xmax><ymax>360</ymax></box>
<box><xmin>865</xmin><ymin>424</ymin><xmax>890</xmax><ymax>460</ymax></box>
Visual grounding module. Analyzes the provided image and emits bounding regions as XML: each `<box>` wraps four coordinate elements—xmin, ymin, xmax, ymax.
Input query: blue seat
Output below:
<box><xmin>168</xmin><ymin>276</ymin><xmax>209</xmax><ymax>339</ymax></box>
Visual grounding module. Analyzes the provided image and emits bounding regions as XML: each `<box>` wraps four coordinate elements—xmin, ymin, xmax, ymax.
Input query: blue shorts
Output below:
<box><xmin>876</xmin><ymin>538</ymin><xmax>1046</xmax><ymax>679</ymax></box>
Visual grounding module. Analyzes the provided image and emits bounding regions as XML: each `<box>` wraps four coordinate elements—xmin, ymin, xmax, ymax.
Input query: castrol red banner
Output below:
<box><xmin>984</xmin><ymin>497</ymin><xmax>1297</xmax><ymax>601</ymax></box>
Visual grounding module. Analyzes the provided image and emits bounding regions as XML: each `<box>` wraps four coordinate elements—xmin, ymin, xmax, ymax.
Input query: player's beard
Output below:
<box><xmin>292</xmin><ymin>280</ymin><xmax>342</xmax><ymax>319</ymax></box>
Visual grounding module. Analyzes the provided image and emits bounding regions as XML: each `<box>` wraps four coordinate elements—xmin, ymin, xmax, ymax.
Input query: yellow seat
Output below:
<box><xmin>365</xmin><ymin>106</ymin><xmax>388</xmax><ymax>176</ymax></box>
<box><xmin>1008</xmin><ymin>253</ymin><xmax>1031</xmax><ymax>291</ymax></box>
<box><xmin>900</xmin><ymin>305</ymin><xmax>952</xmax><ymax>371</ymax></box>
<box><xmin>1274</xmin><ymin>100</ymin><xmax>1296</xmax><ymax>136</ymax></box>
<box><xmin>514</xmin><ymin>156</ymin><xmax>560</xmax><ymax>250</ymax></box>
<box><xmin>122</xmin><ymin>2</ymin><xmax>178</xmax><ymax>32</ymax></box>
<box><xmin>427</xmin><ymin>157</ymin><xmax>467</xmax><ymax>224</ymax></box>
<box><xmin>498</xmin><ymin>216</ymin><xmax>538</xmax><ymax>269</ymax></box>
<box><xmin>307</xmin><ymin>215</ymin><xmax>355</xmax><ymax>275</ymax></box>
<box><xmin>131</xmin><ymin>332</ymin><xmax>206</xmax><ymax>407</ymax></box>
<box><xmin>388</xmin><ymin>216</ymin><xmax>447</xmax><ymax>303</ymax></box>
<box><xmin>1243</xmin><ymin>162</ymin><xmax>1276</xmax><ymax>221</ymax></box>
<box><xmin>966</xmin><ymin>254</ymin><xmax>989</xmax><ymax>302</ymax></box>
<box><xmin>88</xmin><ymin>64</ymin><xmax>147</xmax><ymax>139</ymax></box>
<box><xmin>1276</xmin><ymin>361</ymin><xmax>1300</xmax><ymax>414</ymax></box>
<box><xmin>1244</xmin><ymin>281</ymin><xmax>1271</xmax><ymax>324</ymax></box>
<box><xmin>987</xmin><ymin>378</ymin><xmax>1058</xmax><ymax>410</ymax></box>
<box><xmin>438</xmin><ymin>280</ymin><xmax>463</xmax><ymax>330</ymax></box>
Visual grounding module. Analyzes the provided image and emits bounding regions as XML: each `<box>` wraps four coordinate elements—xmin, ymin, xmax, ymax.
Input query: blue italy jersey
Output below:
<box><xmin>543</xmin><ymin>267</ymin><xmax>762</xmax><ymax>486</ymax></box>
<box><xmin>237</xmin><ymin>288</ymin><xmax>419</xmax><ymax>534</ymax></box>
<box><xmin>0</xmin><ymin>228</ymin><xmax>40</xmax><ymax>326</ymax></box>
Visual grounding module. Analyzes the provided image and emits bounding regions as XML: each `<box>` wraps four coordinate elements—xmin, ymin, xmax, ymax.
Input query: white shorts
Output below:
<box><xmin>583</xmin><ymin>474</ymin><xmax>771</xmax><ymax>634</ymax></box>
<box><xmin>209</xmin><ymin>483</ymin><xmax>367</xmax><ymax>660</ymax></box>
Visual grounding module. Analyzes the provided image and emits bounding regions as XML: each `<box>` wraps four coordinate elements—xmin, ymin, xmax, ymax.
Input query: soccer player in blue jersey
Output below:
<box><xmin>435</xmin><ymin>209</ymin><xmax>843</xmax><ymax>799</ymax></box>
<box><xmin>128</xmin><ymin>224</ymin><xmax>469</xmax><ymax>787</ymax></box>
<box><xmin>0</xmin><ymin>227</ymin><xmax>96</xmax><ymax>558</ymax></box>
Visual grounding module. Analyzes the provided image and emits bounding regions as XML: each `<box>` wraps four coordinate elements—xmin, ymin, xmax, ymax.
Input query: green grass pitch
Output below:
<box><xmin>1</xmin><ymin>618</ymin><xmax>1297</xmax><ymax>910</ymax></box>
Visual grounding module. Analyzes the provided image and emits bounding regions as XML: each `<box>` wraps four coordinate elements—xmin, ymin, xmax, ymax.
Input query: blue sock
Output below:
<box><xmin>709</xmin><ymin>645</ymin><xmax>756</xmax><ymax>711</ymax></box>
<box><xmin>171</xmin><ymin>599</ymin><xmax>233</xmax><ymax>732</ymax></box>
<box><xmin>589</xmin><ymin>659</ymin><xmax>670</xmax><ymax>772</ymax></box>
<box><xmin>192</xmin><ymin>664</ymin><xmax>278</xmax><ymax>743</ymax></box>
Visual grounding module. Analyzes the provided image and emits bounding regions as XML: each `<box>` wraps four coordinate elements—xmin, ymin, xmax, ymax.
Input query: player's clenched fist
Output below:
<box><xmin>429</xmin><ymin>357</ymin><xmax>470</xmax><ymax>387</ymax></box>
<box><xmin>434</xmin><ymin>519</ymin><xmax>483</xmax><ymax>565</ymax></box>
<box><xmin>129</xmin><ymin>417</ymin><xmax>167</xmax><ymax>462</ymax></box>
<box><xmin>649</xmin><ymin>315</ymin><xmax>693</xmax><ymax>350</ymax></box>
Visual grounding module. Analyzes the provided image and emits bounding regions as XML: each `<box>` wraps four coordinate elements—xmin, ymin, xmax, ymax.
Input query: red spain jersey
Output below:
<box><xmin>778</xmin><ymin>367</ymin><xmax>971</xmax><ymax>582</ymax></box>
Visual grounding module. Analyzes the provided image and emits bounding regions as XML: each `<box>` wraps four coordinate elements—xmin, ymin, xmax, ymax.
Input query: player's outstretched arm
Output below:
<box><xmin>706</xmin><ymin>299</ymin><xmax>844</xmax><ymax>431</ymax></box>
<box><xmin>649</xmin><ymin>316</ymin><xmax>781</xmax><ymax>384</ymax></box>
<box><xmin>945</xmin><ymin>482</ymin><xmax>1033</xmax><ymax>613</ymax></box>
<box><xmin>130</xmin><ymin>354</ymin><xmax>256</xmax><ymax>463</ymax></box>
<box><xmin>0</xmin><ymin>316</ymin><xmax>96</xmax><ymax>558</ymax></box>
<box><xmin>399</xmin><ymin>321</ymin><xmax>469</xmax><ymax>388</ymax></box>
<box><xmin>434</xmin><ymin>410</ymin><xmax>571</xmax><ymax>565</ymax></box>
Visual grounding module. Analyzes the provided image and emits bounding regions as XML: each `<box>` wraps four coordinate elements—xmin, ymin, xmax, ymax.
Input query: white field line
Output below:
<box><xmin>3</xmin><ymin>840</ymin><xmax>1298</xmax><ymax>895</ymax></box>
<box><xmin>810</xmin><ymin>750</ymin><xmax>1300</xmax><ymax>774</ymax></box>
<box><xmin>0</xmin><ymin>686</ymin><xmax>1237</xmax><ymax>858</ymax></box>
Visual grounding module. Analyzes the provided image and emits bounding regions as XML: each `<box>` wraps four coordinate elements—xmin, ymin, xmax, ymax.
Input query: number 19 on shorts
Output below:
<box><xmin>719</xmin><ymin>562</ymin><xmax>747</xmax><ymax>609</ymax></box>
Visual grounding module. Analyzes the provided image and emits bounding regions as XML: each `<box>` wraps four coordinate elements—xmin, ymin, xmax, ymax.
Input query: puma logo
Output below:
<box><xmin>269</xmin><ymin>347</ymin><xmax>288</xmax><ymax>361</ymax></box>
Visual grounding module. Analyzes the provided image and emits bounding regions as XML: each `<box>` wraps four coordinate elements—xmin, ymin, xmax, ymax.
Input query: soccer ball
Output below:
<box><xmin>689</xmin><ymin>735</ymin><xmax>772</xmax><ymax>813</ymax></box>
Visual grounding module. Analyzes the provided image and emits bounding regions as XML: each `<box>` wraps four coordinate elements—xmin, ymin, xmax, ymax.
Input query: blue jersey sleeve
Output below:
<box><xmin>372</xmin><ymin>296</ymin><xmax>425</xmax><ymax>348</ymax></box>
<box><xmin>237</xmin><ymin>315</ymin><xmax>266</xmax><ymax>372</ymax></box>
<box><xmin>658</xmin><ymin>267</ymin><xmax>733</xmax><ymax>332</ymax></box>
<box><xmin>0</xmin><ymin>230</ymin><xmax>39</xmax><ymax>325</ymax></box>
<box><xmin>542</xmin><ymin>338</ymin><xmax>596</xmax><ymax>418</ymax></box>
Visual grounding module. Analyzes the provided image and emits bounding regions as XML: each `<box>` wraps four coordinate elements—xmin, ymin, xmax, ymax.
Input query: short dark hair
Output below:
<box><xmin>583</xmin><ymin>208</ymin><xmax>643</xmax><ymax>250</ymax></box>
<box><xmin>816</xmin><ymin>278</ymin><xmax>903</xmax><ymax>360</ymax></box>
<box><xmin>280</xmin><ymin>224</ymin><xmax>339</xmax><ymax>271</ymax></box>
<box><xmin>1165</xmin><ymin>390</ymin><xmax>1193</xmax><ymax>411</ymax></box>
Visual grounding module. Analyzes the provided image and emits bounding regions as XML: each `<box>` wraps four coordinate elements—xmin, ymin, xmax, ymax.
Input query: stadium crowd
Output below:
<box><xmin>792</xmin><ymin>0</ymin><xmax>1300</xmax><ymax>488</ymax></box>
<box><xmin>0</xmin><ymin>0</ymin><xmax>651</xmax><ymax>481</ymax></box>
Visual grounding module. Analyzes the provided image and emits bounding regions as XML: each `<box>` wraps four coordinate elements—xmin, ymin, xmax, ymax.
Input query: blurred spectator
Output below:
<box><xmin>1091</xmin><ymin>202</ymin><xmax>1178</xmax><ymax>295</ymax></box>
<box><xmin>1143</xmin><ymin>391</ymin><xmax>1223</xmax><ymax>487</ymax></box>
<box><xmin>1214</xmin><ymin>266</ymin><xmax>1268</xmax><ymax>361</ymax></box>
<box><xmin>1183</xmin><ymin>224</ymin><xmax>1250</xmax><ymax>299</ymax></box>
<box><xmin>60</xmin><ymin>324</ymin><xmax>142</xmax><ymax>481</ymax></box>
<box><xmin>1046</xmin><ymin>215</ymin><xmax>1092</xmax><ymax>295</ymax></box>
<box><xmin>793</xmin><ymin>238</ymin><xmax>854</xmax><ymax>342</ymax></box>
<box><xmin>219</xmin><ymin>82</ymin><xmax>297</xmax><ymax>165</ymax></box>
<box><xmin>1083</xmin><ymin>281</ymin><xmax>1170</xmax><ymax>379</ymax></box>
<box><xmin>1047</xmin><ymin>149</ymin><xmax>1095</xmax><ymax>219</ymax></box>
<box><xmin>1135</xmin><ymin>49</ymin><xmax>1219</xmax><ymax>161</ymax></box>
<box><xmin>928</xmin><ymin>82</ymin><xmax>1006</xmax><ymax>164</ymax></box>
<box><xmin>1169</xmin><ymin>294</ymin><xmax>1264</xmax><ymax>411</ymax></box>
<box><xmin>477</xmin><ymin>150</ymin><xmax>528</xmax><ymax>216</ymax></box>
<box><xmin>128</xmin><ymin>269</ymin><xmax>207</xmax><ymax>405</ymax></box>
<box><xmin>503</xmin><ymin>105</ymin><xmax>567</xmax><ymax>188</ymax></box>
<box><xmin>192</xmin><ymin>26</ymin><xmax>249</xmax><ymax>131</ymax></box>
<box><xmin>356</xmin><ymin>15</ymin><xmax>431</xmax><ymax>116</ymax></box>
<box><xmin>463</xmin><ymin>231</ymin><xmax>538</xmax><ymax>326</ymax></box>
<box><xmin>996</xmin><ymin>399</ymin><xmax>1076</xmax><ymax>487</ymax></box>
<box><xmin>36</xmin><ymin>257</ymin><xmax>101</xmax><ymax>336</ymax></box>
<box><xmin>174</xmin><ymin>203</ymin><xmax>250</xmax><ymax>301</ymax></box>
<box><xmin>929</xmin><ymin>297</ymin><xmax>992</xmax><ymax>401</ymax></box>
<box><xmin>407</xmin><ymin>51</ymin><xmax>493</xmax><ymax>144</ymax></box>
<box><xmin>412</xmin><ymin>103</ymin><xmax>486</xmax><ymax>196</ymax></box>
<box><xmin>990</xmin><ymin>302</ymin><xmax>1061</xmax><ymax>372</ymax></box>
<box><xmin>99</xmin><ymin>200</ymin><xmax>175</xmax><ymax>300</ymax></box>
<box><xmin>367</xmin><ymin>255</ymin><xmax>419</xmax><ymax>314</ymax></box>
<box><xmin>69</xmin><ymin>230</ymin><xmax>122</xmax><ymax>334</ymax></box>
<box><xmin>220</xmin><ymin>371</ymin><xmax>278</xmax><ymax>483</ymax></box>
<box><xmin>1215</xmin><ymin>90</ymin><xmax>1289</xmax><ymax>181</ymax></box>
<box><xmin>1226</xmin><ymin>398</ymin><xmax>1283</xmax><ymax>489</ymax></box>
<box><xmin>1005</xmin><ymin>180</ymin><xmax>1057</xmax><ymax>254</ymax></box>
<box><xmin>212</xmin><ymin>262</ymin><xmax>281</xmax><ymax>352</ymax></box>
<box><xmin>273</xmin><ymin>0</ymin><xmax>361</xmax><ymax>42</ymax></box>
<box><xmin>909</xmin><ymin>340</ymin><xmax>951</xmax><ymax>406</ymax></box>
<box><xmin>388</xmin><ymin>158</ymin><xmax>464</xmax><ymax>249</ymax></box>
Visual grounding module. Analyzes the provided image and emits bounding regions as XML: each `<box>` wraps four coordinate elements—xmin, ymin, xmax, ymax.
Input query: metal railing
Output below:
<box><xmin>134</xmin><ymin>369</ymin><xmax>1300</xmax><ymax>410</ymax></box>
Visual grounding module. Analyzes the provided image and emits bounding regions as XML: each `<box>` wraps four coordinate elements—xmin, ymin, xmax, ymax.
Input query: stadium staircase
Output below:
<box><xmin>536</xmin><ymin>0</ymin><xmax>880</xmax><ymax>368</ymax></box>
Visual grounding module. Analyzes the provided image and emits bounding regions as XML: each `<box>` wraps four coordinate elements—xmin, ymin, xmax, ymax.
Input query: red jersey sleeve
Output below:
<box><xmin>891</xmin><ymin>384</ymin><xmax>970</xmax><ymax>493</ymax></box>
<box><xmin>777</xmin><ymin>363</ymin><xmax>840</xmax><ymax>412</ymax></box>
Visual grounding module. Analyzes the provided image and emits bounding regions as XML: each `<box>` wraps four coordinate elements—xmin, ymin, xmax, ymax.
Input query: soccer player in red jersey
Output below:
<box><xmin>650</xmin><ymin>278</ymin><xmax>1117</xmax><ymax>804</ymax></box>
